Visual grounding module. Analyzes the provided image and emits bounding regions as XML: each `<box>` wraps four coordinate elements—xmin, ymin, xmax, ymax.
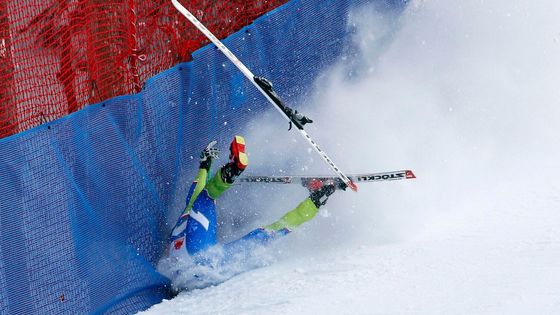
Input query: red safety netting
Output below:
<box><xmin>0</xmin><ymin>0</ymin><xmax>288</xmax><ymax>139</ymax></box>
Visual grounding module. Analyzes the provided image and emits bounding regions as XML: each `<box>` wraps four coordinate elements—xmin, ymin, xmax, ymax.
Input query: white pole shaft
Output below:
<box><xmin>171</xmin><ymin>0</ymin><xmax>357</xmax><ymax>191</ymax></box>
<box><xmin>171</xmin><ymin>0</ymin><xmax>289</xmax><ymax>121</ymax></box>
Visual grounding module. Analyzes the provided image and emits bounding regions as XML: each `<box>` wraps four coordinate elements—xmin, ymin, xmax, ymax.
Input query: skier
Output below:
<box><xmin>165</xmin><ymin>135</ymin><xmax>343</xmax><ymax>271</ymax></box>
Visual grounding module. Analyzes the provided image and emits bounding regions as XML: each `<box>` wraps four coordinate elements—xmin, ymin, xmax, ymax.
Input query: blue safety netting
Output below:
<box><xmin>0</xmin><ymin>0</ymin><xmax>407</xmax><ymax>314</ymax></box>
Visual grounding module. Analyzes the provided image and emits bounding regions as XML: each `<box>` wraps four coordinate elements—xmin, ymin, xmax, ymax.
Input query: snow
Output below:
<box><xmin>139</xmin><ymin>0</ymin><xmax>560</xmax><ymax>314</ymax></box>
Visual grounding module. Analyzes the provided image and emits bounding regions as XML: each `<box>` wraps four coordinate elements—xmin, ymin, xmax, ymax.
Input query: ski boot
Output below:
<box><xmin>220</xmin><ymin>135</ymin><xmax>248</xmax><ymax>184</ymax></box>
<box><xmin>204</xmin><ymin>136</ymin><xmax>248</xmax><ymax>199</ymax></box>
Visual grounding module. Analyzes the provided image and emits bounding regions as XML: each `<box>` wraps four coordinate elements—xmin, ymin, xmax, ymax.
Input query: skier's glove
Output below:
<box><xmin>199</xmin><ymin>140</ymin><xmax>219</xmax><ymax>170</ymax></box>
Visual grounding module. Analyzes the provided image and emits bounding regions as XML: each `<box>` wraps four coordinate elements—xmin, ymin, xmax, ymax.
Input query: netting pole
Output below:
<box><xmin>128</xmin><ymin>0</ymin><xmax>142</xmax><ymax>93</ymax></box>
<box><xmin>59</xmin><ymin>10</ymin><xmax>79</xmax><ymax>114</ymax></box>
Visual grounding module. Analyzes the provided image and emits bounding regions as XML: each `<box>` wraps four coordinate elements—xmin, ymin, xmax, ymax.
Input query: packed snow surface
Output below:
<box><xmin>140</xmin><ymin>0</ymin><xmax>560</xmax><ymax>314</ymax></box>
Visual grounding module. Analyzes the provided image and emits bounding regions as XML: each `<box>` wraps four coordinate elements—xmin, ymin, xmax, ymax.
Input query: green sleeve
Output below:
<box><xmin>206</xmin><ymin>168</ymin><xmax>232</xmax><ymax>200</ymax></box>
<box><xmin>183</xmin><ymin>168</ymin><xmax>208</xmax><ymax>214</ymax></box>
<box><xmin>265</xmin><ymin>198</ymin><xmax>319</xmax><ymax>232</ymax></box>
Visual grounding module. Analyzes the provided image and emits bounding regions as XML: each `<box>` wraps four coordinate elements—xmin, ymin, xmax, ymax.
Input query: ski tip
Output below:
<box><xmin>347</xmin><ymin>180</ymin><xmax>359</xmax><ymax>192</ymax></box>
<box><xmin>405</xmin><ymin>170</ymin><xmax>416</xmax><ymax>179</ymax></box>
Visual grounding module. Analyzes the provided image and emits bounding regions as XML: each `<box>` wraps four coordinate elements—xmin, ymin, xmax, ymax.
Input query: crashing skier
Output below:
<box><xmin>160</xmin><ymin>135</ymin><xmax>344</xmax><ymax>291</ymax></box>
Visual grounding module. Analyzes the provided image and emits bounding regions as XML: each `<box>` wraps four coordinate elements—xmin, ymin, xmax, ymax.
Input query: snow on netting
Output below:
<box><xmin>0</xmin><ymin>0</ymin><xmax>289</xmax><ymax>139</ymax></box>
<box><xmin>0</xmin><ymin>0</ymin><xmax>407</xmax><ymax>314</ymax></box>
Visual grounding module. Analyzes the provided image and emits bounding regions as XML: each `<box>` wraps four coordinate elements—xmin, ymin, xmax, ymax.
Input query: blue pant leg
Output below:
<box><xmin>168</xmin><ymin>185</ymin><xmax>218</xmax><ymax>257</ymax></box>
<box><xmin>184</xmin><ymin>189</ymin><xmax>218</xmax><ymax>255</ymax></box>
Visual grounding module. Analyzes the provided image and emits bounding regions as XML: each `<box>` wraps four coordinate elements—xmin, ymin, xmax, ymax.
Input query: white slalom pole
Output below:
<box><xmin>172</xmin><ymin>0</ymin><xmax>358</xmax><ymax>191</ymax></box>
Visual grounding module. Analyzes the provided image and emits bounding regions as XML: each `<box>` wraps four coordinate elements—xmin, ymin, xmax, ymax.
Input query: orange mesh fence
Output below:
<box><xmin>0</xmin><ymin>0</ymin><xmax>288</xmax><ymax>139</ymax></box>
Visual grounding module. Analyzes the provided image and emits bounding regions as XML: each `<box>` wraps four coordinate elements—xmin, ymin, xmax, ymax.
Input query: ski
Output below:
<box><xmin>238</xmin><ymin>170</ymin><xmax>416</xmax><ymax>189</ymax></box>
<box><xmin>171</xmin><ymin>0</ymin><xmax>358</xmax><ymax>191</ymax></box>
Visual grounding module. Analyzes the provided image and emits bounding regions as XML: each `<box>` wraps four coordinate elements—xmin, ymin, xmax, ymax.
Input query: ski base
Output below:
<box><xmin>238</xmin><ymin>170</ymin><xmax>416</xmax><ymax>188</ymax></box>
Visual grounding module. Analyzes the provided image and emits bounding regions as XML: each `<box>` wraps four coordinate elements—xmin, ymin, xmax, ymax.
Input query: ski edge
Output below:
<box><xmin>237</xmin><ymin>170</ymin><xmax>416</xmax><ymax>186</ymax></box>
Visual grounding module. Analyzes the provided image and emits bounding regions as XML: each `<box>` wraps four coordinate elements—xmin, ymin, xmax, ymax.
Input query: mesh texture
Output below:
<box><xmin>0</xmin><ymin>0</ymin><xmax>288</xmax><ymax>138</ymax></box>
<box><xmin>0</xmin><ymin>0</ymin><xmax>408</xmax><ymax>314</ymax></box>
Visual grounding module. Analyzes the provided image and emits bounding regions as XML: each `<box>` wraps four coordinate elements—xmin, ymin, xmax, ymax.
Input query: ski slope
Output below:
<box><xmin>140</xmin><ymin>0</ymin><xmax>560</xmax><ymax>314</ymax></box>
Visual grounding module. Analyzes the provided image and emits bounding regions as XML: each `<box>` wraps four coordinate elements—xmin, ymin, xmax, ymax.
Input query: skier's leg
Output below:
<box><xmin>168</xmin><ymin>140</ymin><xmax>219</xmax><ymax>257</ymax></box>
<box><xmin>222</xmin><ymin>184</ymin><xmax>337</xmax><ymax>256</ymax></box>
<box><xmin>168</xmin><ymin>168</ymin><xmax>218</xmax><ymax>257</ymax></box>
<box><xmin>167</xmin><ymin>136</ymin><xmax>248</xmax><ymax>257</ymax></box>
<box><xmin>206</xmin><ymin>135</ymin><xmax>248</xmax><ymax>199</ymax></box>
<box><xmin>182</xmin><ymin>189</ymin><xmax>219</xmax><ymax>254</ymax></box>
<box><xmin>205</xmin><ymin>167</ymin><xmax>232</xmax><ymax>200</ymax></box>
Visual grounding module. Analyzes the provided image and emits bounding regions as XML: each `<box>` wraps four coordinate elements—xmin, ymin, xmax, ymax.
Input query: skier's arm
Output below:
<box><xmin>182</xmin><ymin>141</ymin><xmax>219</xmax><ymax>214</ymax></box>
<box><xmin>265</xmin><ymin>184</ymin><xmax>336</xmax><ymax>232</ymax></box>
<box><xmin>182</xmin><ymin>168</ymin><xmax>209</xmax><ymax>215</ymax></box>
<box><xmin>265</xmin><ymin>198</ymin><xmax>319</xmax><ymax>232</ymax></box>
